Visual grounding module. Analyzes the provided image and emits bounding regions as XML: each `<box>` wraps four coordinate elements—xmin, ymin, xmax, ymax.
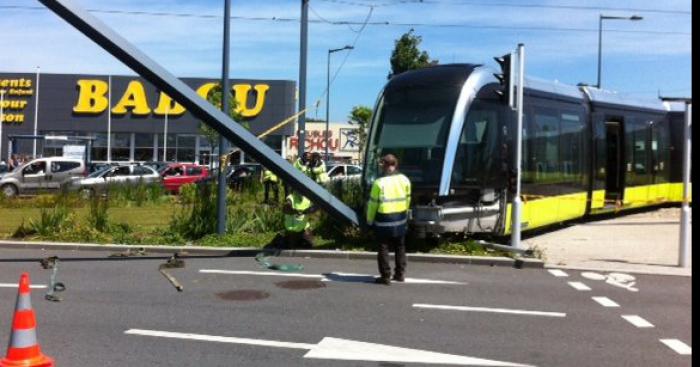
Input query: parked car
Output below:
<box><xmin>326</xmin><ymin>164</ymin><xmax>362</xmax><ymax>181</ymax></box>
<box><xmin>226</xmin><ymin>163</ymin><xmax>262</xmax><ymax>190</ymax></box>
<box><xmin>161</xmin><ymin>163</ymin><xmax>210</xmax><ymax>194</ymax></box>
<box><xmin>0</xmin><ymin>157</ymin><xmax>86</xmax><ymax>197</ymax></box>
<box><xmin>142</xmin><ymin>161</ymin><xmax>171</xmax><ymax>174</ymax></box>
<box><xmin>0</xmin><ymin>163</ymin><xmax>8</xmax><ymax>179</ymax></box>
<box><xmin>87</xmin><ymin>162</ymin><xmax>120</xmax><ymax>174</ymax></box>
<box><xmin>70</xmin><ymin>163</ymin><xmax>161</xmax><ymax>195</ymax></box>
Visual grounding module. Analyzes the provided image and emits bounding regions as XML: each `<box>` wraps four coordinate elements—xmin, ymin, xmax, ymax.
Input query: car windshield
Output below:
<box><xmin>88</xmin><ymin>166</ymin><xmax>111</xmax><ymax>178</ymax></box>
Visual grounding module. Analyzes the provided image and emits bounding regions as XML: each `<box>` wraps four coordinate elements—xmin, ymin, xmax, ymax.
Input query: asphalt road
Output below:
<box><xmin>0</xmin><ymin>248</ymin><xmax>691</xmax><ymax>367</ymax></box>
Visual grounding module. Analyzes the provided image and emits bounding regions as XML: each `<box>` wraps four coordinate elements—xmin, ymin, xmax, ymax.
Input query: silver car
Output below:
<box><xmin>73</xmin><ymin>164</ymin><xmax>161</xmax><ymax>195</ymax></box>
<box><xmin>0</xmin><ymin>157</ymin><xmax>85</xmax><ymax>197</ymax></box>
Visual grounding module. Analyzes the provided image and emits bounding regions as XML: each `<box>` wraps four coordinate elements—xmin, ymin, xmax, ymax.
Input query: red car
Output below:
<box><xmin>161</xmin><ymin>163</ymin><xmax>210</xmax><ymax>194</ymax></box>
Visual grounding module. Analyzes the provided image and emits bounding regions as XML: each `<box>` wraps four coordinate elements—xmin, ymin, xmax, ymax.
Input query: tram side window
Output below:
<box><xmin>559</xmin><ymin>111</ymin><xmax>584</xmax><ymax>185</ymax></box>
<box><xmin>451</xmin><ymin>101</ymin><xmax>499</xmax><ymax>186</ymax></box>
<box><xmin>625</xmin><ymin>117</ymin><xmax>651</xmax><ymax>186</ymax></box>
<box><xmin>528</xmin><ymin>107</ymin><xmax>560</xmax><ymax>184</ymax></box>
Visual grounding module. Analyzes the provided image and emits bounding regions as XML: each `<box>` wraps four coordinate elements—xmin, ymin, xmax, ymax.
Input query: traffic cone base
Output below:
<box><xmin>1</xmin><ymin>273</ymin><xmax>54</xmax><ymax>367</ymax></box>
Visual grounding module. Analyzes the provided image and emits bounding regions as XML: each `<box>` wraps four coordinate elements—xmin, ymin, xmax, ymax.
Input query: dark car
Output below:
<box><xmin>226</xmin><ymin>163</ymin><xmax>262</xmax><ymax>190</ymax></box>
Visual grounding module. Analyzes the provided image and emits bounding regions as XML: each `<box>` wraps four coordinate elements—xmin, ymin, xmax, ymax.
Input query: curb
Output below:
<box><xmin>0</xmin><ymin>240</ymin><xmax>544</xmax><ymax>269</ymax></box>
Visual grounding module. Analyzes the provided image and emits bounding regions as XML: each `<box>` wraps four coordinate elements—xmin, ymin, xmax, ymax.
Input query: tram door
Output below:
<box><xmin>604</xmin><ymin>120</ymin><xmax>624</xmax><ymax>202</ymax></box>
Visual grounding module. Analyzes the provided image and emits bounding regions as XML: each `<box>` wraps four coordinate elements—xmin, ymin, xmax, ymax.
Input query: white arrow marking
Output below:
<box><xmin>0</xmin><ymin>283</ymin><xmax>47</xmax><ymax>289</ymax></box>
<box><xmin>199</xmin><ymin>269</ymin><xmax>465</xmax><ymax>285</ymax></box>
<box><xmin>413</xmin><ymin>304</ymin><xmax>566</xmax><ymax>318</ymax></box>
<box><xmin>125</xmin><ymin>329</ymin><xmax>532</xmax><ymax>366</ymax></box>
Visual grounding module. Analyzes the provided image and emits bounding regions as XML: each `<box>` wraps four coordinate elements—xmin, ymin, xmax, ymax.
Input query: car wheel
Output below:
<box><xmin>1</xmin><ymin>184</ymin><xmax>18</xmax><ymax>198</ymax></box>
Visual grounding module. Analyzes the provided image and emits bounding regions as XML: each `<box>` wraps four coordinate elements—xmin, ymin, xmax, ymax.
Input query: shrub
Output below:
<box><xmin>87</xmin><ymin>195</ymin><xmax>110</xmax><ymax>232</ymax></box>
<box><xmin>169</xmin><ymin>181</ymin><xmax>217</xmax><ymax>240</ymax></box>
<box><xmin>28</xmin><ymin>206</ymin><xmax>73</xmax><ymax>237</ymax></box>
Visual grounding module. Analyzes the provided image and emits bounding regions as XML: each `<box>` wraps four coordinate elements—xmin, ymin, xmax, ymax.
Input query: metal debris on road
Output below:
<box><xmin>43</xmin><ymin>257</ymin><xmax>66</xmax><ymax>302</ymax></box>
<box><xmin>109</xmin><ymin>247</ymin><xmax>148</xmax><ymax>257</ymax></box>
<box><xmin>158</xmin><ymin>253</ymin><xmax>185</xmax><ymax>292</ymax></box>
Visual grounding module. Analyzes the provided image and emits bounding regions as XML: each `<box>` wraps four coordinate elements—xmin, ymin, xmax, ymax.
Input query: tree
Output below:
<box><xmin>198</xmin><ymin>85</ymin><xmax>246</xmax><ymax>157</ymax></box>
<box><xmin>388</xmin><ymin>30</ymin><xmax>438</xmax><ymax>79</ymax></box>
<box><xmin>348</xmin><ymin>105</ymin><xmax>372</xmax><ymax>161</ymax></box>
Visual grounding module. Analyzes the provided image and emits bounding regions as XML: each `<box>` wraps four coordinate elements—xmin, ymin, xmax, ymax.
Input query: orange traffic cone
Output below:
<box><xmin>1</xmin><ymin>273</ymin><xmax>54</xmax><ymax>367</ymax></box>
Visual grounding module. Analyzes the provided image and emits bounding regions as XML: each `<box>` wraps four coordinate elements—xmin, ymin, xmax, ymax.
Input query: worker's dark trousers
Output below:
<box><xmin>285</xmin><ymin>230</ymin><xmax>314</xmax><ymax>249</ymax></box>
<box><xmin>264</xmin><ymin>181</ymin><xmax>279</xmax><ymax>203</ymax></box>
<box><xmin>377</xmin><ymin>235</ymin><xmax>406</xmax><ymax>279</ymax></box>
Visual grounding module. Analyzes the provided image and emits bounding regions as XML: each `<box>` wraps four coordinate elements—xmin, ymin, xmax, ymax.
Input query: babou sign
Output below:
<box><xmin>73</xmin><ymin>79</ymin><xmax>269</xmax><ymax>118</ymax></box>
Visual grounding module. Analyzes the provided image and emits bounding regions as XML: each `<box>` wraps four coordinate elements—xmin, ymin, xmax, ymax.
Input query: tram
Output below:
<box><xmin>362</xmin><ymin>63</ymin><xmax>689</xmax><ymax>237</ymax></box>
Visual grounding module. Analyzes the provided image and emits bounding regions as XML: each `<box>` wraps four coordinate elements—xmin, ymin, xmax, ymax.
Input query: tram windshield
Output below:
<box><xmin>365</xmin><ymin>85</ymin><xmax>461</xmax><ymax>186</ymax></box>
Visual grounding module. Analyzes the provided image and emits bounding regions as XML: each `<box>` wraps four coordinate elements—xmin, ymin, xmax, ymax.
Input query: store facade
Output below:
<box><xmin>0</xmin><ymin>72</ymin><xmax>296</xmax><ymax>164</ymax></box>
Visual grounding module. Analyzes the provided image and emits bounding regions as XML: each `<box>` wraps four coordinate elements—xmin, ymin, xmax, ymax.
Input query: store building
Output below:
<box><xmin>0</xmin><ymin>72</ymin><xmax>296</xmax><ymax>164</ymax></box>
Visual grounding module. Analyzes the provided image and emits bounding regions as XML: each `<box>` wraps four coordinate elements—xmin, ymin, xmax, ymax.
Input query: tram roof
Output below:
<box><xmin>583</xmin><ymin>87</ymin><xmax>668</xmax><ymax>112</ymax></box>
<box><xmin>524</xmin><ymin>76</ymin><xmax>583</xmax><ymax>100</ymax></box>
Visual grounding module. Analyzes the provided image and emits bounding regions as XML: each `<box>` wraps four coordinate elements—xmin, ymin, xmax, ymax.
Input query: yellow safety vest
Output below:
<box><xmin>293</xmin><ymin>158</ymin><xmax>309</xmax><ymax>176</ymax></box>
<box><xmin>263</xmin><ymin>169</ymin><xmax>278</xmax><ymax>183</ymax></box>
<box><xmin>310</xmin><ymin>161</ymin><xmax>329</xmax><ymax>184</ymax></box>
<box><xmin>284</xmin><ymin>194</ymin><xmax>311</xmax><ymax>232</ymax></box>
<box><xmin>366</xmin><ymin>173</ymin><xmax>411</xmax><ymax>225</ymax></box>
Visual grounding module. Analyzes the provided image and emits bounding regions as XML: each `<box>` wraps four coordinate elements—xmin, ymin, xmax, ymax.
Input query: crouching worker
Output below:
<box><xmin>283</xmin><ymin>190</ymin><xmax>317</xmax><ymax>249</ymax></box>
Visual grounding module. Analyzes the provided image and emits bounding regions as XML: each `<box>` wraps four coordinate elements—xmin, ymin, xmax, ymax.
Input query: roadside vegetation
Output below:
<box><xmin>0</xmin><ymin>180</ymin><xmax>506</xmax><ymax>256</ymax></box>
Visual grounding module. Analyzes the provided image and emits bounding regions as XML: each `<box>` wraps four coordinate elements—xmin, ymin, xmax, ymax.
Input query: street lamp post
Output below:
<box><xmin>597</xmin><ymin>14</ymin><xmax>642</xmax><ymax>89</ymax></box>
<box><xmin>326</xmin><ymin>45</ymin><xmax>353</xmax><ymax>162</ymax></box>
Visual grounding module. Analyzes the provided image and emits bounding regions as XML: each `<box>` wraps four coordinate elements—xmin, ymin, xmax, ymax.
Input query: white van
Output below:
<box><xmin>0</xmin><ymin>157</ymin><xmax>86</xmax><ymax>197</ymax></box>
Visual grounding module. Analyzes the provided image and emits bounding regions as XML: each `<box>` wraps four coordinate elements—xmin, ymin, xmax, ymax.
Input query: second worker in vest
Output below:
<box><xmin>261</xmin><ymin>167</ymin><xmax>279</xmax><ymax>204</ymax></box>
<box><xmin>283</xmin><ymin>190</ymin><xmax>317</xmax><ymax>249</ymax></box>
<box><xmin>366</xmin><ymin>154</ymin><xmax>411</xmax><ymax>285</ymax></box>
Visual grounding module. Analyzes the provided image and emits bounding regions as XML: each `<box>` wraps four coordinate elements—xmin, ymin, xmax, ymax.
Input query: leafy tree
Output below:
<box><xmin>198</xmin><ymin>85</ymin><xmax>246</xmax><ymax>156</ymax></box>
<box><xmin>348</xmin><ymin>105</ymin><xmax>372</xmax><ymax>161</ymax></box>
<box><xmin>388</xmin><ymin>30</ymin><xmax>438</xmax><ymax>79</ymax></box>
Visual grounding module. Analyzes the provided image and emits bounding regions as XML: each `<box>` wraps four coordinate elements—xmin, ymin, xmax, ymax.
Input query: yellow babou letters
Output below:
<box><xmin>233</xmin><ymin>84</ymin><xmax>269</xmax><ymax>117</ymax></box>
<box><xmin>196</xmin><ymin>82</ymin><xmax>218</xmax><ymax>100</ymax></box>
<box><xmin>73</xmin><ymin>80</ymin><xmax>109</xmax><ymax>114</ymax></box>
<box><xmin>153</xmin><ymin>92</ymin><xmax>186</xmax><ymax>116</ymax></box>
<box><xmin>111</xmin><ymin>81</ymin><xmax>151</xmax><ymax>115</ymax></box>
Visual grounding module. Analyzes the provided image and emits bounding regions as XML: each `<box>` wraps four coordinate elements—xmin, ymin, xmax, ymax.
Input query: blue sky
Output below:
<box><xmin>0</xmin><ymin>0</ymin><xmax>692</xmax><ymax>122</ymax></box>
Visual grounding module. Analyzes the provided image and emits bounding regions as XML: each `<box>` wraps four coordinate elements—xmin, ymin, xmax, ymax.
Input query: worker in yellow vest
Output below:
<box><xmin>366</xmin><ymin>154</ymin><xmax>411</xmax><ymax>285</ymax></box>
<box><xmin>309</xmin><ymin>152</ymin><xmax>329</xmax><ymax>184</ymax></box>
<box><xmin>262</xmin><ymin>167</ymin><xmax>279</xmax><ymax>204</ymax></box>
<box><xmin>283</xmin><ymin>190</ymin><xmax>317</xmax><ymax>249</ymax></box>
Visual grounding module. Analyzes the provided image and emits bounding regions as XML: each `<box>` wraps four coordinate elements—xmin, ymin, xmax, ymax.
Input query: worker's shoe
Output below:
<box><xmin>392</xmin><ymin>274</ymin><xmax>405</xmax><ymax>282</ymax></box>
<box><xmin>374</xmin><ymin>277</ymin><xmax>391</xmax><ymax>285</ymax></box>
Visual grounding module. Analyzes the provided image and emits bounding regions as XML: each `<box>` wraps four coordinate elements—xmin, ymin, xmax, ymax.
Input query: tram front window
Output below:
<box><xmin>450</xmin><ymin>100</ymin><xmax>501</xmax><ymax>188</ymax></box>
<box><xmin>366</xmin><ymin>85</ymin><xmax>460</xmax><ymax>186</ymax></box>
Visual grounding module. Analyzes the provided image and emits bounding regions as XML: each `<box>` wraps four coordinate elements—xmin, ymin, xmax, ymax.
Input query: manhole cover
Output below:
<box><xmin>216</xmin><ymin>290</ymin><xmax>270</xmax><ymax>301</ymax></box>
<box><xmin>275</xmin><ymin>280</ymin><xmax>326</xmax><ymax>290</ymax></box>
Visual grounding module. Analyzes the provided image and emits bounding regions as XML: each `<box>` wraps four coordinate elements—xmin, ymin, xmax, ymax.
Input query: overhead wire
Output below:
<box><xmin>0</xmin><ymin>5</ymin><xmax>690</xmax><ymax>36</ymax></box>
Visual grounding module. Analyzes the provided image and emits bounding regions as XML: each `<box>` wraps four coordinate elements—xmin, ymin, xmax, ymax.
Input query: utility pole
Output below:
<box><xmin>297</xmin><ymin>0</ymin><xmax>309</xmax><ymax>159</ymax></box>
<box><xmin>660</xmin><ymin>96</ymin><xmax>692</xmax><ymax>268</ymax></box>
<box><xmin>511</xmin><ymin>43</ymin><xmax>525</xmax><ymax>250</ymax></box>
<box><xmin>217</xmin><ymin>0</ymin><xmax>232</xmax><ymax>235</ymax></box>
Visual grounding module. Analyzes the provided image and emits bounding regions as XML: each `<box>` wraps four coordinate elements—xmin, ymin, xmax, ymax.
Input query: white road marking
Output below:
<box><xmin>659</xmin><ymin>339</ymin><xmax>692</xmax><ymax>355</ymax></box>
<box><xmin>413</xmin><ymin>304</ymin><xmax>566</xmax><ymax>318</ymax></box>
<box><xmin>199</xmin><ymin>270</ymin><xmax>465</xmax><ymax>285</ymax></box>
<box><xmin>622</xmin><ymin>315</ymin><xmax>654</xmax><ymax>328</ymax></box>
<box><xmin>568</xmin><ymin>281</ymin><xmax>591</xmax><ymax>291</ymax></box>
<box><xmin>125</xmin><ymin>329</ymin><xmax>532</xmax><ymax>366</ymax></box>
<box><xmin>580</xmin><ymin>272</ymin><xmax>606</xmax><ymax>281</ymax></box>
<box><xmin>591</xmin><ymin>296</ymin><xmax>620</xmax><ymax>307</ymax></box>
<box><xmin>0</xmin><ymin>283</ymin><xmax>47</xmax><ymax>289</ymax></box>
<box><xmin>547</xmin><ymin>269</ymin><xmax>569</xmax><ymax>277</ymax></box>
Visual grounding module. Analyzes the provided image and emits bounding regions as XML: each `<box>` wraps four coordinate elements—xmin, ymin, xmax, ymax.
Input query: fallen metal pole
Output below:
<box><xmin>38</xmin><ymin>0</ymin><xmax>359</xmax><ymax>227</ymax></box>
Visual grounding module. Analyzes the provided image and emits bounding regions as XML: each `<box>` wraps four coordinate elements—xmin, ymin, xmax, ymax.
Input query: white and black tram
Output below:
<box><xmin>362</xmin><ymin>64</ymin><xmax>689</xmax><ymax>237</ymax></box>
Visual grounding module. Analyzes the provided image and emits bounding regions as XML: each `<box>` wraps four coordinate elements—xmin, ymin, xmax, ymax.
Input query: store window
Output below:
<box><xmin>157</xmin><ymin>134</ymin><xmax>177</xmax><ymax>162</ymax></box>
<box><xmin>177</xmin><ymin>135</ymin><xmax>196</xmax><ymax>163</ymax></box>
<box><xmin>134</xmin><ymin>133</ymin><xmax>154</xmax><ymax>162</ymax></box>
<box><xmin>92</xmin><ymin>133</ymin><xmax>108</xmax><ymax>161</ymax></box>
<box><xmin>111</xmin><ymin>133</ymin><xmax>131</xmax><ymax>161</ymax></box>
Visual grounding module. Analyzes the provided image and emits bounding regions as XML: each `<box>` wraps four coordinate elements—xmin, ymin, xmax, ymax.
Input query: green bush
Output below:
<box><xmin>87</xmin><ymin>195</ymin><xmax>110</xmax><ymax>232</ymax></box>
<box><xmin>169</xmin><ymin>182</ymin><xmax>217</xmax><ymax>240</ymax></box>
<box><xmin>28</xmin><ymin>206</ymin><xmax>73</xmax><ymax>237</ymax></box>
